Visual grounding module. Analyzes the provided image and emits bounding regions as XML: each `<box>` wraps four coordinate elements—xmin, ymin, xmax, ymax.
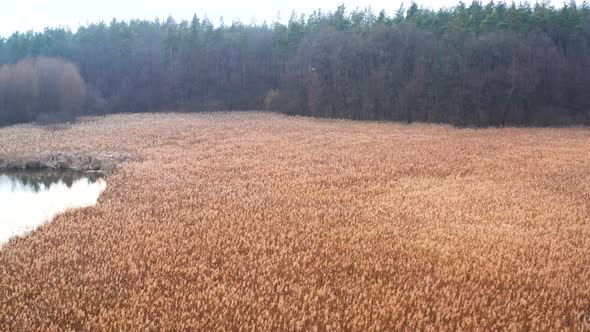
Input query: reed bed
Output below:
<box><xmin>0</xmin><ymin>112</ymin><xmax>589</xmax><ymax>330</ymax></box>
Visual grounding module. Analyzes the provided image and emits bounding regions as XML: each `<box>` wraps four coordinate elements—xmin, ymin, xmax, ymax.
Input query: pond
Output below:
<box><xmin>0</xmin><ymin>170</ymin><xmax>106</xmax><ymax>246</ymax></box>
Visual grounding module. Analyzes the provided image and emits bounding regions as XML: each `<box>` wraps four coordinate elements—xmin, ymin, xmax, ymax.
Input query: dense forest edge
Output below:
<box><xmin>1</xmin><ymin>1</ymin><xmax>589</xmax><ymax>127</ymax></box>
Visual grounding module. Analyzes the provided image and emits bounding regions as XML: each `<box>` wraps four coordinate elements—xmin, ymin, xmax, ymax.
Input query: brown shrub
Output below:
<box><xmin>263</xmin><ymin>89</ymin><xmax>280</xmax><ymax>111</ymax></box>
<box><xmin>0</xmin><ymin>57</ymin><xmax>86</xmax><ymax>126</ymax></box>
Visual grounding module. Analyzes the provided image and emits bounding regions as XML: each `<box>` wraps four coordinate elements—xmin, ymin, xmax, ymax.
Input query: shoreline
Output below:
<box><xmin>0</xmin><ymin>151</ymin><xmax>133</xmax><ymax>175</ymax></box>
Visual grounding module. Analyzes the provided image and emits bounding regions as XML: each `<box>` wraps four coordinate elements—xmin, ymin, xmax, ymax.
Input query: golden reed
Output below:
<box><xmin>0</xmin><ymin>112</ymin><xmax>589</xmax><ymax>330</ymax></box>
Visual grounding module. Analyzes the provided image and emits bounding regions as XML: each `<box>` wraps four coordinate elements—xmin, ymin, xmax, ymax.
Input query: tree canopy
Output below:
<box><xmin>1</xmin><ymin>1</ymin><xmax>589</xmax><ymax>126</ymax></box>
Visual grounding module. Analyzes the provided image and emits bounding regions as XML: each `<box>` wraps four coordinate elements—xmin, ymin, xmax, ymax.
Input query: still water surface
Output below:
<box><xmin>0</xmin><ymin>171</ymin><xmax>106</xmax><ymax>246</ymax></box>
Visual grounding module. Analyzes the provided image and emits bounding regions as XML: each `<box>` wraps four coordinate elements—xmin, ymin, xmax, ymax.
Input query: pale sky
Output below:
<box><xmin>1</xmin><ymin>0</ymin><xmax>573</xmax><ymax>38</ymax></box>
<box><xmin>0</xmin><ymin>175</ymin><xmax>106</xmax><ymax>246</ymax></box>
<box><xmin>1</xmin><ymin>0</ymin><xmax>469</xmax><ymax>37</ymax></box>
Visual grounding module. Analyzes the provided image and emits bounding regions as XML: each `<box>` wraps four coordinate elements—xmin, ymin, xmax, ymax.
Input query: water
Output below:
<box><xmin>0</xmin><ymin>171</ymin><xmax>106</xmax><ymax>246</ymax></box>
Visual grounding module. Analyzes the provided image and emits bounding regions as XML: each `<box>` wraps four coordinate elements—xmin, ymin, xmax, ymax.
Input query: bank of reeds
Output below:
<box><xmin>0</xmin><ymin>112</ymin><xmax>589</xmax><ymax>330</ymax></box>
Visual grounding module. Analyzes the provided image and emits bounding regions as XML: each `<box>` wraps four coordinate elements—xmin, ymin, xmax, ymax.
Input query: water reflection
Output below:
<box><xmin>0</xmin><ymin>171</ymin><xmax>106</xmax><ymax>246</ymax></box>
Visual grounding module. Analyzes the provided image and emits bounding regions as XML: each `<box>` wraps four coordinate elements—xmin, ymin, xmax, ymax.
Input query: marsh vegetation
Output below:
<box><xmin>0</xmin><ymin>113</ymin><xmax>588</xmax><ymax>330</ymax></box>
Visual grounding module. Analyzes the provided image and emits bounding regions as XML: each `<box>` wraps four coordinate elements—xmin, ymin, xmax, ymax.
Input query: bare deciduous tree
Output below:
<box><xmin>0</xmin><ymin>57</ymin><xmax>86</xmax><ymax>125</ymax></box>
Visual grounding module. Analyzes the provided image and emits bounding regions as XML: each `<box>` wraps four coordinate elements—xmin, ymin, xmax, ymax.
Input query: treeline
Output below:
<box><xmin>277</xmin><ymin>26</ymin><xmax>589</xmax><ymax>125</ymax></box>
<box><xmin>0</xmin><ymin>1</ymin><xmax>589</xmax><ymax>126</ymax></box>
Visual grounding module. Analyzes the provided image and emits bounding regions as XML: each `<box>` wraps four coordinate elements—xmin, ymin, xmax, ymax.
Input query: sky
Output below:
<box><xmin>0</xmin><ymin>0</ymin><xmax>574</xmax><ymax>38</ymax></box>
<box><xmin>0</xmin><ymin>0</ymin><xmax>473</xmax><ymax>37</ymax></box>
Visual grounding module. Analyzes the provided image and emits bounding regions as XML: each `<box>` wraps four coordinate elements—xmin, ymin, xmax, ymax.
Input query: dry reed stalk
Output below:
<box><xmin>0</xmin><ymin>112</ymin><xmax>589</xmax><ymax>330</ymax></box>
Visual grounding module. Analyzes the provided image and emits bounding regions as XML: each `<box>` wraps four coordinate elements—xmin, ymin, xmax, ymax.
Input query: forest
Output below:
<box><xmin>0</xmin><ymin>1</ymin><xmax>589</xmax><ymax>126</ymax></box>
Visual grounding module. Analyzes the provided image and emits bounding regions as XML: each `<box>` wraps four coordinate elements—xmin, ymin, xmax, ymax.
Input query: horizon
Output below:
<box><xmin>0</xmin><ymin>0</ymin><xmax>577</xmax><ymax>38</ymax></box>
